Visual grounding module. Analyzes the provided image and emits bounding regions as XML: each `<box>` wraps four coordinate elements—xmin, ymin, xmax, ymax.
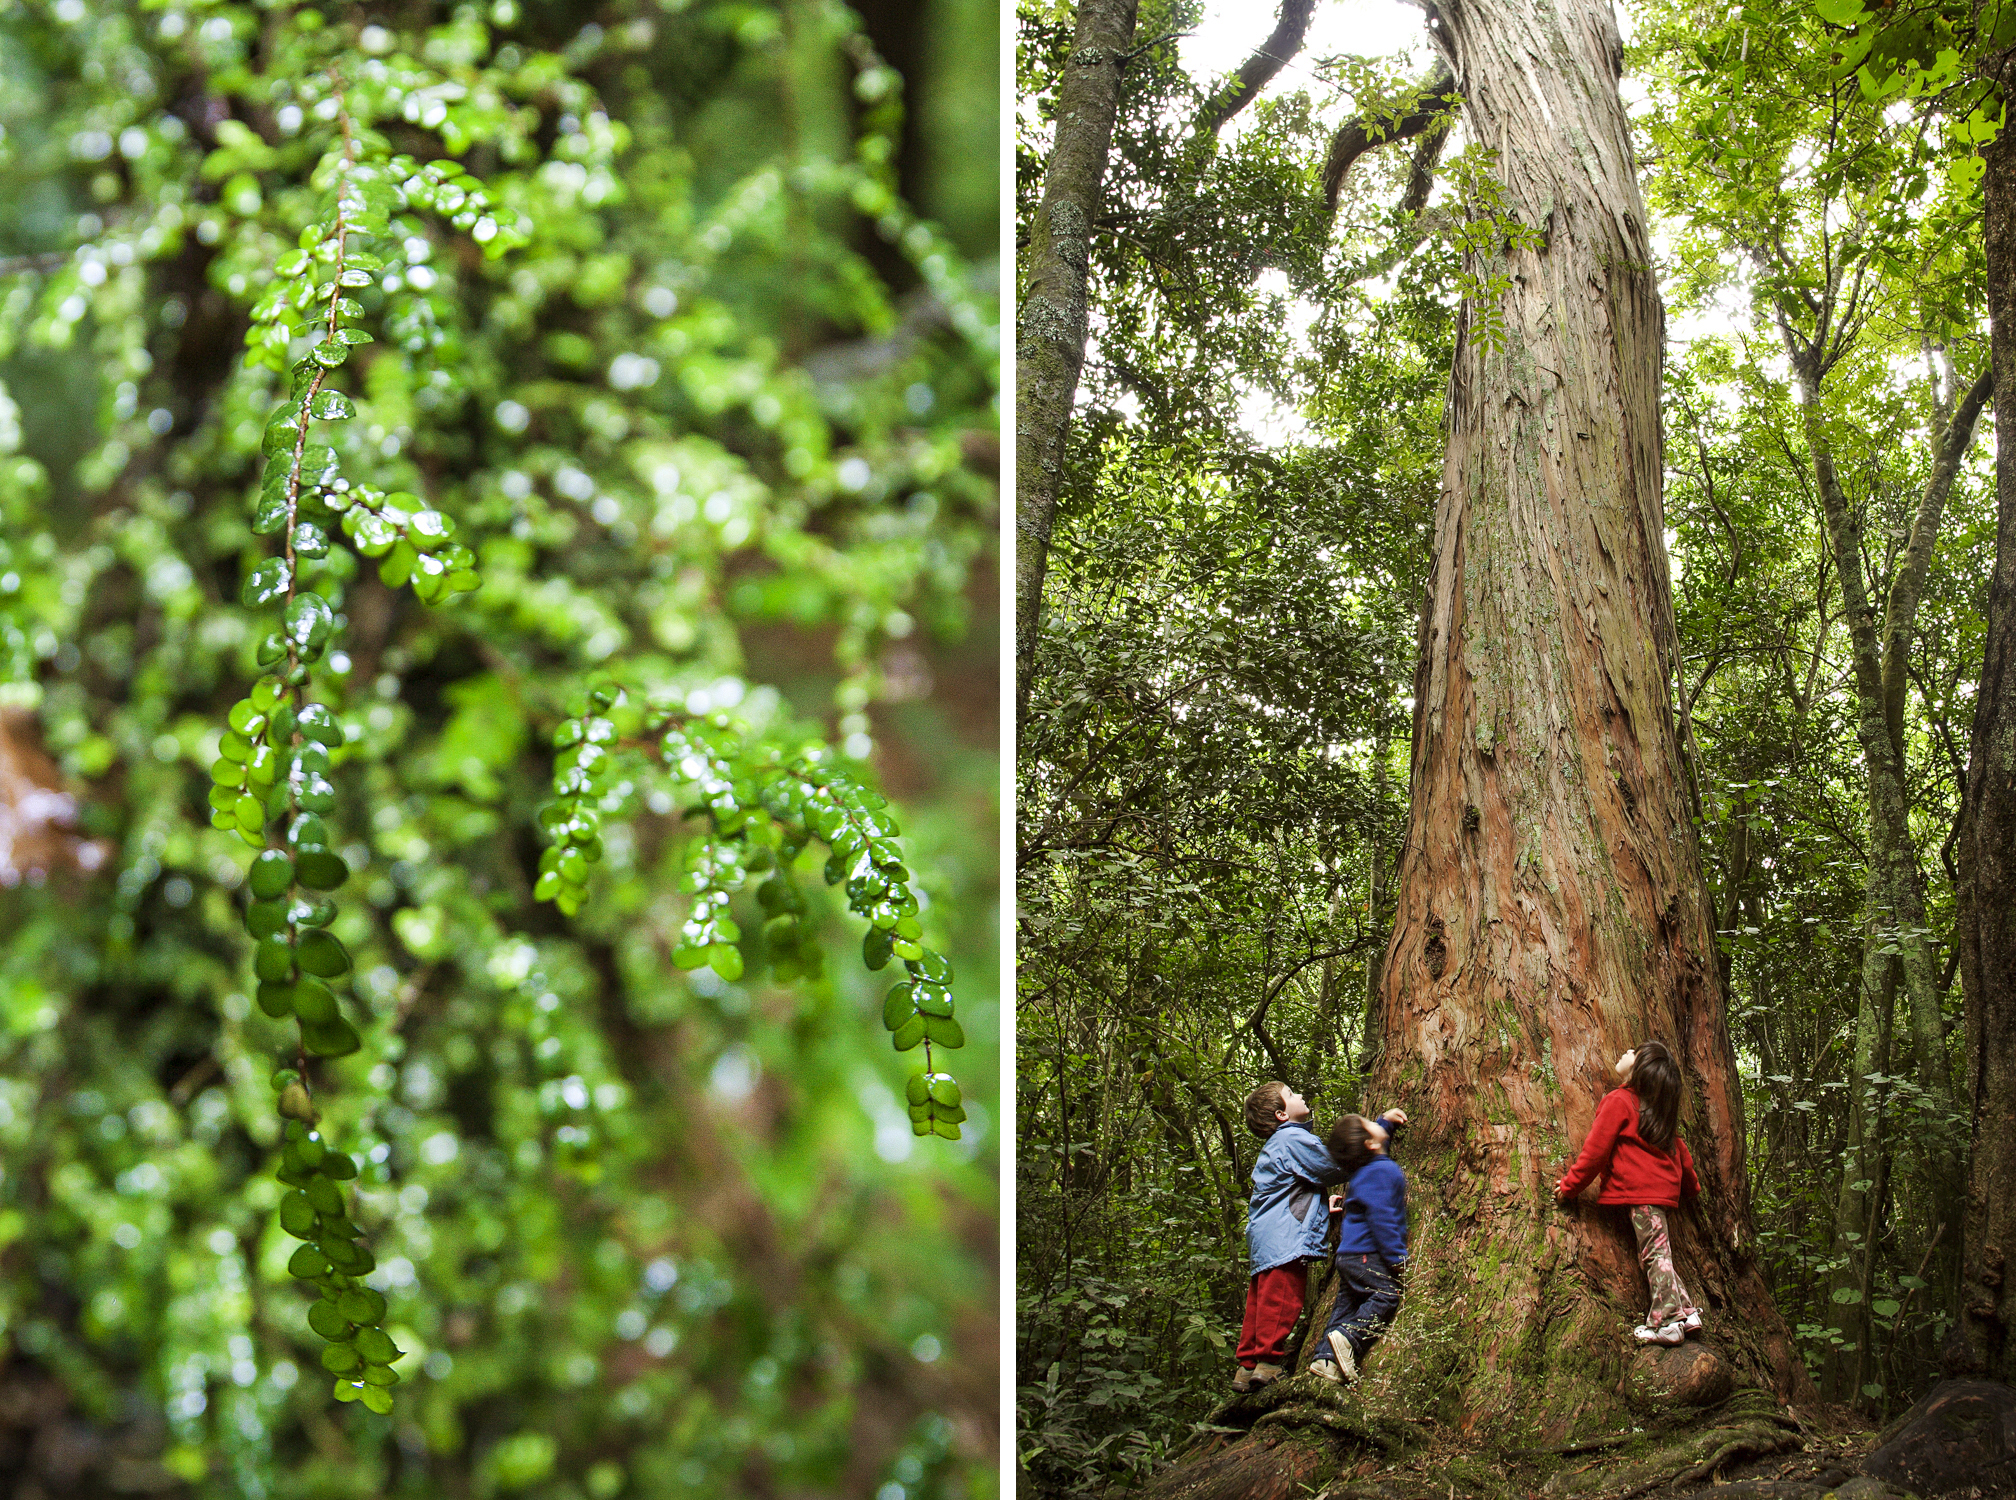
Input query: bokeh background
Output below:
<box><xmin>0</xmin><ymin>0</ymin><xmax>998</xmax><ymax>1494</ymax></box>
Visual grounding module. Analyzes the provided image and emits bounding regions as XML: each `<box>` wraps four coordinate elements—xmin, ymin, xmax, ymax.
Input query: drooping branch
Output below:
<box><xmin>1321</xmin><ymin>62</ymin><xmax>1458</xmax><ymax>220</ymax></box>
<box><xmin>1193</xmin><ymin>0</ymin><xmax>1319</xmax><ymax>136</ymax></box>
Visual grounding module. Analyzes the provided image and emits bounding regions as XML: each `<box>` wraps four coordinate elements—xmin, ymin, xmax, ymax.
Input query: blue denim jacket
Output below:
<box><xmin>1245</xmin><ymin>1122</ymin><xmax>1343</xmax><ymax>1275</ymax></box>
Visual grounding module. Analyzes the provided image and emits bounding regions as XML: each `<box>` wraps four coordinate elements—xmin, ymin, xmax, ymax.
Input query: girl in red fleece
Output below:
<box><xmin>1554</xmin><ymin>1041</ymin><xmax>1702</xmax><ymax>1345</ymax></box>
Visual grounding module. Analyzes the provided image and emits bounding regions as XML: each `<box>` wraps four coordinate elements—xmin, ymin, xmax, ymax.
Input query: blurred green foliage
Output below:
<box><xmin>0</xmin><ymin>0</ymin><xmax>998</xmax><ymax>1492</ymax></box>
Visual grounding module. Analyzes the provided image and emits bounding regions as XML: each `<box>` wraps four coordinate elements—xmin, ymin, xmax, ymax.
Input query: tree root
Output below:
<box><xmin>1546</xmin><ymin>1416</ymin><xmax>1803</xmax><ymax>1498</ymax></box>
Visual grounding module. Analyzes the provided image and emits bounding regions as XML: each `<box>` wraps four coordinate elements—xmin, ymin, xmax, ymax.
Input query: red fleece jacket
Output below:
<box><xmin>1557</xmin><ymin>1088</ymin><xmax>1701</xmax><ymax>1207</ymax></box>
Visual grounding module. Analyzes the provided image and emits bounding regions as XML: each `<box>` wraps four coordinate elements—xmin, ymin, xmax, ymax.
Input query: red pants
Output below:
<box><xmin>1237</xmin><ymin>1261</ymin><xmax>1307</xmax><ymax>1367</ymax></box>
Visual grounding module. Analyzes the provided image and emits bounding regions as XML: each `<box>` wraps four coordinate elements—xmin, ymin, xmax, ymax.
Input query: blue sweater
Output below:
<box><xmin>1335</xmin><ymin>1153</ymin><xmax>1409</xmax><ymax>1271</ymax></box>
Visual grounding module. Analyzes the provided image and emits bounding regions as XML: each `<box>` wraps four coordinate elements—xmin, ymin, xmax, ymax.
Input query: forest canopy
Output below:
<box><xmin>0</xmin><ymin>0</ymin><xmax>1000</xmax><ymax>1494</ymax></box>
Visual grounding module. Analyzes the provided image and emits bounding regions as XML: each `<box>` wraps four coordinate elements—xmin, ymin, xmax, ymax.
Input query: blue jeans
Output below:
<box><xmin>1310</xmin><ymin>1252</ymin><xmax>1401</xmax><ymax>1366</ymax></box>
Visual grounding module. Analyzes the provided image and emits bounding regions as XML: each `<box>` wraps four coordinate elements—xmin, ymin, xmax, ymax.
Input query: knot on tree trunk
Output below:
<box><xmin>1627</xmin><ymin>1340</ymin><xmax>1734</xmax><ymax>1409</ymax></box>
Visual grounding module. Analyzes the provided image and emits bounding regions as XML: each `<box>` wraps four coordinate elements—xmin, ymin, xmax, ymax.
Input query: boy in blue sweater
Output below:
<box><xmin>1233</xmin><ymin>1081</ymin><xmax>1345</xmax><ymax>1390</ymax></box>
<box><xmin>1308</xmin><ymin>1108</ymin><xmax>1409</xmax><ymax>1383</ymax></box>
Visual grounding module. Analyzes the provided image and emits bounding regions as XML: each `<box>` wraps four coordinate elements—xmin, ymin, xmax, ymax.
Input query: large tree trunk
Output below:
<box><xmin>1952</xmin><ymin>51</ymin><xmax>2016</xmax><ymax>1383</ymax></box>
<box><xmin>1145</xmin><ymin>0</ymin><xmax>1808</xmax><ymax>1487</ymax></box>
<box><xmin>1355</xmin><ymin>0</ymin><xmax>1805</xmax><ymax>1426</ymax></box>
<box><xmin>1014</xmin><ymin>0</ymin><xmax>1137</xmax><ymax>727</ymax></box>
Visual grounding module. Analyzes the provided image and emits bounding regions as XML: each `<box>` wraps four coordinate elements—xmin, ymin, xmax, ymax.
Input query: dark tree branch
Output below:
<box><xmin>1321</xmin><ymin>62</ymin><xmax>1458</xmax><ymax>219</ymax></box>
<box><xmin>1193</xmin><ymin>0</ymin><xmax>1319</xmax><ymax>137</ymax></box>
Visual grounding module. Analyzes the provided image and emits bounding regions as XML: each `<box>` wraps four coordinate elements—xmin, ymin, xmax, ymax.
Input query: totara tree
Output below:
<box><xmin>1139</xmin><ymin>0</ymin><xmax>1814</xmax><ymax>1488</ymax></box>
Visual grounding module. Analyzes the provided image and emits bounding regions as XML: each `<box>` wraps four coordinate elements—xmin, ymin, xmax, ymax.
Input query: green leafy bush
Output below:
<box><xmin>0</xmin><ymin>0</ymin><xmax>997</xmax><ymax>1491</ymax></box>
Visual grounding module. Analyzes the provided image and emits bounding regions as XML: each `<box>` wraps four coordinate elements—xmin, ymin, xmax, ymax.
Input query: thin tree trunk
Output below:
<box><xmin>1786</xmin><ymin>354</ymin><xmax>1975</xmax><ymax>1396</ymax></box>
<box><xmin>1880</xmin><ymin>362</ymin><xmax>1992</xmax><ymax>1101</ymax></box>
<box><xmin>1015</xmin><ymin>0</ymin><xmax>1137</xmax><ymax>726</ymax></box>
<box><xmin>1952</xmin><ymin>47</ymin><xmax>2016</xmax><ymax>1382</ymax></box>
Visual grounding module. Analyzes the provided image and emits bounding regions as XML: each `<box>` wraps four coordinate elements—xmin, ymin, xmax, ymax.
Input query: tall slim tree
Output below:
<box><xmin>1015</xmin><ymin>0</ymin><xmax>1139</xmax><ymax>728</ymax></box>
<box><xmin>1954</xmin><ymin>42</ymin><xmax>2016</xmax><ymax>1382</ymax></box>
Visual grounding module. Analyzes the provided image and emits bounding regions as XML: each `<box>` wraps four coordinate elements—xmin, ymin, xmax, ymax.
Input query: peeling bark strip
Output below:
<box><xmin>1014</xmin><ymin>0</ymin><xmax>1137</xmax><ymax>726</ymax></box>
<box><xmin>1358</xmin><ymin>0</ymin><xmax>1804</xmax><ymax>1433</ymax></box>
<box><xmin>1954</xmin><ymin>44</ymin><xmax>2016</xmax><ymax>1384</ymax></box>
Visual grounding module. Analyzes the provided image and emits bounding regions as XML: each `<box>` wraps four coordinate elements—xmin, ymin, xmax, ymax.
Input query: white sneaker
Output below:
<box><xmin>1327</xmin><ymin>1330</ymin><xmax>1358</xmax><ymax>1380</ymax></box>
<box><xmin>1309</xmin><ymin>1358</ymin><xmax>1341</xmax><ymax>1383</ymax></box>
<box><xmin>1681</xmin><ymin>1311</ymin><xmax>1702</xmax><ymax>1334</ymax></box>
<box><xmin>1633</xmin><ymin>1323</ymin><xmax>1685</xmax><ymax>1345</ymax></box>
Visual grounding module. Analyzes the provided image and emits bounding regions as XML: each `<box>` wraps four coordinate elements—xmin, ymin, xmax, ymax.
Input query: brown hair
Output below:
<box><xmin>1244</xmin><ymin>1081</ymin><xmax>1290</xmax><ymax>1140</ymax></box>
<box><xmin>1324</xmin><ymin>1115</ymin><xmax>1380</xmax><ymax>1180</ymax></box>
<box><xmin>1629</xmin><ymin>1040</ymin><xmax>1681</xmax><ymax>1151</ymax></box>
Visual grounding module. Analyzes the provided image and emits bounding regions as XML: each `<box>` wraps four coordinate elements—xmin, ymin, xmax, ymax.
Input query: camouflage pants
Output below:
<box><xmin>1629</xmin><ymin>1206</ymin><xmax>1697</xmax><ymax>1329</ymax></box>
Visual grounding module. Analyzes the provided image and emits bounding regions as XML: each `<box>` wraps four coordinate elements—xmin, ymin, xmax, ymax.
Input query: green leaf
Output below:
<box><xmin>296</xmin><ymin>929</ymin><xmax>350</xmax><ymax>977</ymax></box>
<box><xmin>882</xmin><ymin>983</ymin><xmax>914</xmax><ymax>1030</ymax></box>
<box><xmin>302</xmin><ymin>1016</ymin><xmax>362</xmax><ymax>1056</ymax></box>
<box><xmin>291</xmin><ymin>979</ymin><xmax>338</xmax><ymax>1023</ymax></box>
<box><xmin>307</xmin><ymin>1300</ymin><xmax>352</xmax><ymax>1340</ymax></box>
<box><xmin>280</xmin><ymin>1192</ymin><xmax>318</xmax><ymax>1238</ymax></box>
<box><xmin>285</xmin><ymin>591</ymin><xmax>335</xmax><ymax>651</ymax></box>
<box><xmin>254</xmin><ymin>937</ymin><xmax>295</xmax><ymax>982</ymax></box>
<box><xmin>241</xmin><ymin>559</ymin><xmax>291</xmax><ymax>607</ymax></box>
<box><xmin>322</xmin><ymin>1343</ymin><xmax>362</xmax><ymax>1373</ymax></box>
<box><xmin>249</xmin><ymin>848</ymin><xmax>294</xmax><ymax>898</ymax></box>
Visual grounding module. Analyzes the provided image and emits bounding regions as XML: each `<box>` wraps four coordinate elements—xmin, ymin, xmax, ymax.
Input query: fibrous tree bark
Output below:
<box><xmin>1952</xmin><ymin>47</ymin><xmax>2016</xmax><ymax>1384</ymax></box>
<box><xmin>1353</xmin><ymin>0</ymin><xmax>1807</xmax><ymax>1429</ymax></box>
<box><xmin>1144</xmin><ymin>0</ymin><xmax>1808</xmax><ymax>1484</ymax></box>
<box><xmin>1015</xmin><ymin>0</ymin><xmax>1137</xmax><ymax>729</ymax></box>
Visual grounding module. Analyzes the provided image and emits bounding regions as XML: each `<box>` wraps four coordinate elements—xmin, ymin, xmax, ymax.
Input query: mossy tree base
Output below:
<box><xmin>1141</xmin><ymin>1378</ymin><xmax>1815</xmax><ymax>1500</ymax></box>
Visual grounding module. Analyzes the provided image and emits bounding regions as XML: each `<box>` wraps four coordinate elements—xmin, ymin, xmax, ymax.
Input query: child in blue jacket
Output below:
<box><xmin>1233</xmin><ymin>1081</ymin><xmax>1344</xmax><ymax>1390</ymax></box>
<box><xmin>1308</xmin><ymin>1107</ymin><xmax>1409</xmax><ymax>1383</ymax></box>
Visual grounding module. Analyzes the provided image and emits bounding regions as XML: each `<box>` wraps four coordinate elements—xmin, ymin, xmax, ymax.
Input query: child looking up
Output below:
<box><xmin>1555</xmin><ymin>1041</ymin><xmax>1703</xmax><ymax>1345</ymax></box>
<box><xmin>1234</xmin><ymin>1081</ymin><xmax>1343</xmax><ymax>1391</ymax></box>
<box><xmin>1307</xmin><ymin>1108</ymin><xmax>1409</xmax><ymax>1383</ymax></box>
